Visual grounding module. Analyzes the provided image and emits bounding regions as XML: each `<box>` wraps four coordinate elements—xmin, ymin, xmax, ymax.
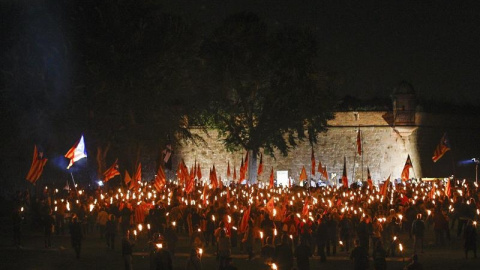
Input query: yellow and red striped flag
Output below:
<box><xmin>26</xmin><ymin>145</ymin><xmax>48</xmax><ymax>184</ymax></box>
<box><xmin>432</xmin><ymin>133</ymin><xmax>451</xmax><ymax>162</ymax></box>
<box><xmin>153</xmin><ymin>165</ymin><xmax>166</xmax><ymax>192</ymax></box>
<box><xmin>124</xmin><ymin>170</ymin><xmax>132</xmax><ymax>186</ymax></box>
<box><xmin>401</xmin><ymin>155</ymin><xmax>413</xmax><ymax>181</ymax></box>
<box><xmin>103</xmin><ymin>159</ymin><xmax>120</xmax><ymax>182</ymax></box>
<box><xmin>342</xmin><ymin>156</ymin><xmax>348</xmax><ymax>188</ymax></box>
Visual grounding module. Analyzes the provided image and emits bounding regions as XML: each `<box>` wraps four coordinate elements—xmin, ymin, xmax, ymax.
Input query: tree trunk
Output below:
<box><xmin>247</xmin><ymin>149</ymin><xmax>258</xmax><ymax>184</ymax></box>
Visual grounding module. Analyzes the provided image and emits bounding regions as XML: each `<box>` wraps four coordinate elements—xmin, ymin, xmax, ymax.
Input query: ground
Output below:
<box><xmin>1</xmin><ymin>218</ymin><xmax>478</xmax><ymax>270</ymax></box>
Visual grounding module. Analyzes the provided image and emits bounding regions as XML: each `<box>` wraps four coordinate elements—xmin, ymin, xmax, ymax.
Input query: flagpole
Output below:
<box><xmin>361</xmin><ymin>129</ymin><xmax>364</xmax><ymax>182</ymax></box>
<box><xmin>70</xmin><ymin>172</ymin><xmax>77</xmax><ymax>191</ymax></box>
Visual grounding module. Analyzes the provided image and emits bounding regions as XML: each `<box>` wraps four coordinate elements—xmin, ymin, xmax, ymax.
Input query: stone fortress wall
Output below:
<box><xmin>174</xmin><ymin>110</ymin><xmax>480</xmax><ymax>186</ymax></box>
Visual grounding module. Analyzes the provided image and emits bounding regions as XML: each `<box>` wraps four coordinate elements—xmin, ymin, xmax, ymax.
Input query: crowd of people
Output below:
<box><xmin>11</xmin><ymin>176</ymin><xmax>479</xmax><ymax>269</ymax></box>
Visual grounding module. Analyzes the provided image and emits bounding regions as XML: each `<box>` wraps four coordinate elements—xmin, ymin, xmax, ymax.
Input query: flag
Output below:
<box><xmin>311</xmin><ymin>149</ymin><xmax>316</xmax><ymax>175</ymax></box>
<box><xmin>269</xmin><ymin>167</ymin><xmax>274</xmax><ymax>189</ymax></box>
<box><xmin>26</xmin><ymin>145</ymin><xmax>48</xmax><ymax>183</ymax></box>
<box><xmin>154</xmin><ymin>165</ymin><xmax>166</xmax><ymax>192</ymax></box>
<box><xmin>196</xmin><ymin>163</ymin><xmax>202</xmax><ymax>180</ymax></box>
<box><xmin>124</xmin><ymin>170</ymin><xmax>132</xmax><ymax>186</ymax></box>
<box><xmin>432</xmin><ymin>133</ymin><xmax>451</xmax><ymax>162</ymax></box>
<box><xmin>65</xmin><ymin>135</ymin><xmax>87</xmax><ymax>169</ymax></box>
<box><xmin>227</xmin><ymin>161</ymin><xmax>231</xmax><ymax>178</ymax></box>
<box><xmin>429</xmin><ymin>183</ymin><xmax>436</xmax><ymax>199</ymax></box>
<box><xmin>401</xmin><ymin>155</ymin><xmax>413</xmax><ymax>181</ymax></box>
<box><xmin>186</xmin><ymin>165</ymin><xmax>195</xmax><ymax>194</ymax></box>
<box><xmin>445</xmin><ymin>179</ymin><xmax>451</xmax><ymax>198</ymax></box>
<box><xmin>266</xmin><ymin>197</ymin><xmax>275</xmax><ymax>214</ymax></box>
<box><xmin>233</xmin><ymin>165</ymin><xmax>237</xmax><ymax>182</ymax></box>
<box><xmin>322</xmin><ymin>166</ymin><xmax>329</xmax><ymax>180</ymax></box>
<box><xmin>356</xmin><ymin>129</ymin><xmax>362</xmax><ymax>155</ymax></box>
<box><xmin>299</xmin><ymin>166</ymin><xmax>308</xmax><ymax>181</ymax></box>
<box><xmin>244</xmin><ymin>151</ymin><xmax>249</xmax><ymax>172</ymax></box>
<box><xmin>302</xmin><ymin>196</ymin><xmax>310</xmax><ymax>217</ymax></box>
<box><xmin>134</xmin><ymin>163</ymin><xmax>142</xmax><ymax>182</ymax></box>
<box><xmin>366</xmin><ymin>167</ymin><xmax>373</xmax><ymax>190</ymax></box>
<box><xmin>381</xmin><ymin>175</ymin><xmax>391</xmax><ymax>197</ymax></box>
<box><xmin>103</xmin><ymin>159</ymin><xmax>120</xmax><ymax>182</ymax></box>
<box><xmin>210</xmin><ymin>166</ymin><xmax>218</xmax><ymax>189</ymax></box>
<box><xmin>257</xmin><ymin>153</ymin><xmax>263</xmax><ymax>176</ymax></box>
<box><xmin>342</xmin><ymin>156</ymin><xmax>348</xmax><ymax>188</ymax></box>
<box><xmin>239</xmin><ymin>158</ymin><xmax>246</xmax><ymax>182</ymax></box>
<box><xmin>202</xmin><ymin>183</ymin><xmax>208</xmax><ymax>206</ymax></box>
<box><xmin>239</xmin><ymin>206</ymin><xmax>251</xmax><ymax>233</ymax></box>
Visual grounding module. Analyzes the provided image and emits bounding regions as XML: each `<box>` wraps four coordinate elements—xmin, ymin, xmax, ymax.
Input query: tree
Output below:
<box><xmin>199</xmin><ymin>12</ymin><xmax>336</xmax><ymax>183</ymax></box>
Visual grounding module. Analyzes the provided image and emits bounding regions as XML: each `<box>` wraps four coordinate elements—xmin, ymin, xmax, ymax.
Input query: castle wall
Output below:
<box><xmin>174</xmin><ymin>111</ymin><xmax>480</xmax><ymax>185</ymax></box>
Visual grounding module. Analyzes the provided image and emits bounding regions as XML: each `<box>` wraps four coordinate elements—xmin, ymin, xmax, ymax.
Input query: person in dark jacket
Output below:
<box><xmin>106</xmin><ymin>214</ymin><xmax>117</xmax><ymax>249</ymax></box>
<box><xmin>411</xmin><ymin>214</ymin><xmax>425</xmax><ymax>254</ymax></box>
<box><xmin>70</xmin><ymin>215</ymin><xmax>83</xmax><ymax>259</ymax></box>
<box><xmin>464</xmin><ymin>220</ymin><xmax>477</xmax><ymax>259</ymax></box>
<box><xmin>373</xmin><ymin>240</ymin><xmax>387</xmax><ymax>270</ymax></box>
<box><xmin>315</xmin><ymin>215</ymin><xmax>328</xmax><ymax>262</ymax></box>
<box><xmin>274</xmin><ymin>234</ymin><xmax>294</xmax><ymax>270</ymax></box>
<box><xmin>122</xmin><ymin>230</ymin><xmax>135</xmax><ymax>270</ymax></box>
<box><xmin>350</xmin><ymin>239</ymin><xmax>369</xmax><ymax>270</ymax></box>
<box><xmin>295</xmin><ymin>236</ymin><xmax>312</xmax><ymax>270</ymax></box>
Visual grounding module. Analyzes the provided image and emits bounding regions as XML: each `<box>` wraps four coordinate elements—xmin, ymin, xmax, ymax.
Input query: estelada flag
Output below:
<box><xmin>257</xmin><ymin>153</ymin><xmax>263</xmax><ymax>176</ymax></box>
<box><xmin>401</xmin><ymin>155</ymin><xmax>413</xmax><ymax>181</ymax></box>
<box><xmin>269</xmin><ymin>167</ymin><xmax>274</xmax><ymax>189</ymax></box>
<box><xmin>366</xmin><ymin>167</ymin><xmax>373</xmax><ymax>190</ymax></box>
<box><xmin>432</xmin><ymin>133</ymin><xmax>451</xmax><ymax>162</ymax></box>
<box><xmin>65</xmin><ymin>135</ymin><xmax>87</xmax><ymax>169</ymax></box>
<box><xmin>356</xmin><ymin>129</ymin><xmax>362</xmax><ymax>155</ymax></box>
<box><xmin>124</xmin><ymin>170</ymin><xmax>132</xmax><ymax>186</ymax></box>
<box><xmin>311</xmin><ymin>149</ymin><xmax>316</xmax><ymax>175</ymax></box>
<box><xmin>299</xmin><ymin>166</ymin><xmax>308</xmax><ymax>181</ymax></box>
<box><xmin>153</xmin><ymin>165</ymin><xmax>166</xmax><ymax>192</ymax></box>
<box><xmin>103</xmin><ymin>159</ymin><xmax>120</xmax><ymax>182</ymax></box>
<box><xmin>381</xmin><ymin>175</ymin><xmax>391</xmax><ymax>197</ymax></box>
<box><xmin>26</xmin><ymin>145</ymin><xmax>48</xmax><ymax>184</ymax></box>
<box><xmin>342</xmin><ymin>156</ymin><xmax>348</xmax><ymax>188</ymax></box>
<box><xmin>134</xmin><ymin>163</ymin><xmax>142</xmax><ymax>182</ymax></box>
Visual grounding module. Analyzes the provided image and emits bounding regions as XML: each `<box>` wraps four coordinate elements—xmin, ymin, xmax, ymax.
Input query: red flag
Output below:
<box><xmin>26</xmin><ymin>145</ymin><xmax>48</xmax><ymax>183</ymax></box>
<box><xmin>134</xmin><ymin>163</ymin><xmax>142</xmax><ymax>182</ymax></box>
<box><xmin>429</xmin><ymin>183</ymin><xmax>436</xmax><ymax>199</ymax></box>
<box><xmin>202</xmin><ymin>183</ymin><xmax>208</xmax><ymax>206</ymax></box>
<box><xmin>356</xmin><ymin>129</ymin><xmax>362</xmax><ymax>156</ymax></box>
<box><xmin>154</xmin><ymin>165</ymin><xmax>166</xmax><ymax>192</ymax></box>
<box><xmin>124</xmin><ymin>170</ymin><xmax>132</xmax><ymax>186</ymax></box>
<box><xmin>210</xmin><ymin>166</ymin><xmax>218</xmax><ymax>189</ymax></box>
<box><xmin>257</xmin><ymin>153</ymin><xmax>263</xmax><ymax>176</ymax></box>
<box><xmin>186</xmin><ymin>165</ymin><xmax>195</xmax><ymax>194</ymax></box>
<box><xmin>239</xmin><ymin>206</ymin><xmax>251</xmax><ymax>233</ymax></box>
<box><xmin>302</xmin><ymin>196</ymin><xmax>309</xmax><ymax>217</ymax></box>
<box><xmin>381</xmin><ymin>175</ymin><xmax>391</xmax><ymax>197</ymax></box>
<box><xmin>299</xmin><ymin>166</ymin><xmax>308</xmax><ymax>181</ymax></box>
<box><xmin>445</xmin><ymin>179</ymin><xmax>451</xmax><ymax>198</ymax></box>
<box><xmin>401</xmin><ymin>155</ymin><xmax>413</xmax><ymax>181</ymax></box>
<box><xmin>322</xmin><ymin>166</ymin><xmax>329</xmax><ymax>180</ymax></box>
<box><xmin>342</xmin><ymin>156</ymin><xmax>348</xmax><ymax>188</ymax></box>
<box><xmin>269</xmin><ymin>167</ymin><xmax>274</xmax><ymax>188</ymax></box>
<box><xmin>266</xmin><ymin>197</ymin><xmax>275</xmax><ymax>214</ymax></box>
<box><xmin>239</xmin><ymin>158</ymin><xmax>246</xmax><ymax>183</ymax></box>
<box><xmin>432</xmin><ymin>133</ymin><xmax>451</xmax><ymax>162</ymax></box>
<box><xmin>233</xmin><ymin>165</ymin><xmax>237</xmax><ymax>182</ymax></box>
<box><xmin>227</xmin><ymin>161</ymin><xmax>231</xmax><ymax>178</ymax></box>
<box><xmin>366</xmin><ymin>167</ymin><xmax>373</xmax><ymax>190</ymax></box>
<box><xmin>103</xmin><ymin>159</ymin><xmax>120</xmax><ymax>182</ymax></box>
<box><xmin>196</xmin><ymin>163</ymin><xmax>202</xmax><ymax>180</ymax></box>
<box><xmin>218</xmin><ymin>175</ymin><xmax>223</xmax><ymax>190</ymax></box>
<box><xmin>65</xmin><ymin>135</ymin><xmax>87</xmax><ymax>169</ymax></box>
<box><xmin>311</xmin><ymin>149</ymin><xmax>316</xmax><ymax>175</ymax></box>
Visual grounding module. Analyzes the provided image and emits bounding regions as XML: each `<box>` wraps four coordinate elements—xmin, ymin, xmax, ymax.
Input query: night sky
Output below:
<box><xmin>162</xmin><ymin>0</ymin><xmax>480</xmax><ymax>103</ymax></box>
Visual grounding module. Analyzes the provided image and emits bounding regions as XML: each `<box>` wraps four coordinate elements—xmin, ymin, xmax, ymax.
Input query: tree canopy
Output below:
<box><xmin>198</xmin><ymin>12</ymin><xmax>337</xmax><ymax>182</ymax></box>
